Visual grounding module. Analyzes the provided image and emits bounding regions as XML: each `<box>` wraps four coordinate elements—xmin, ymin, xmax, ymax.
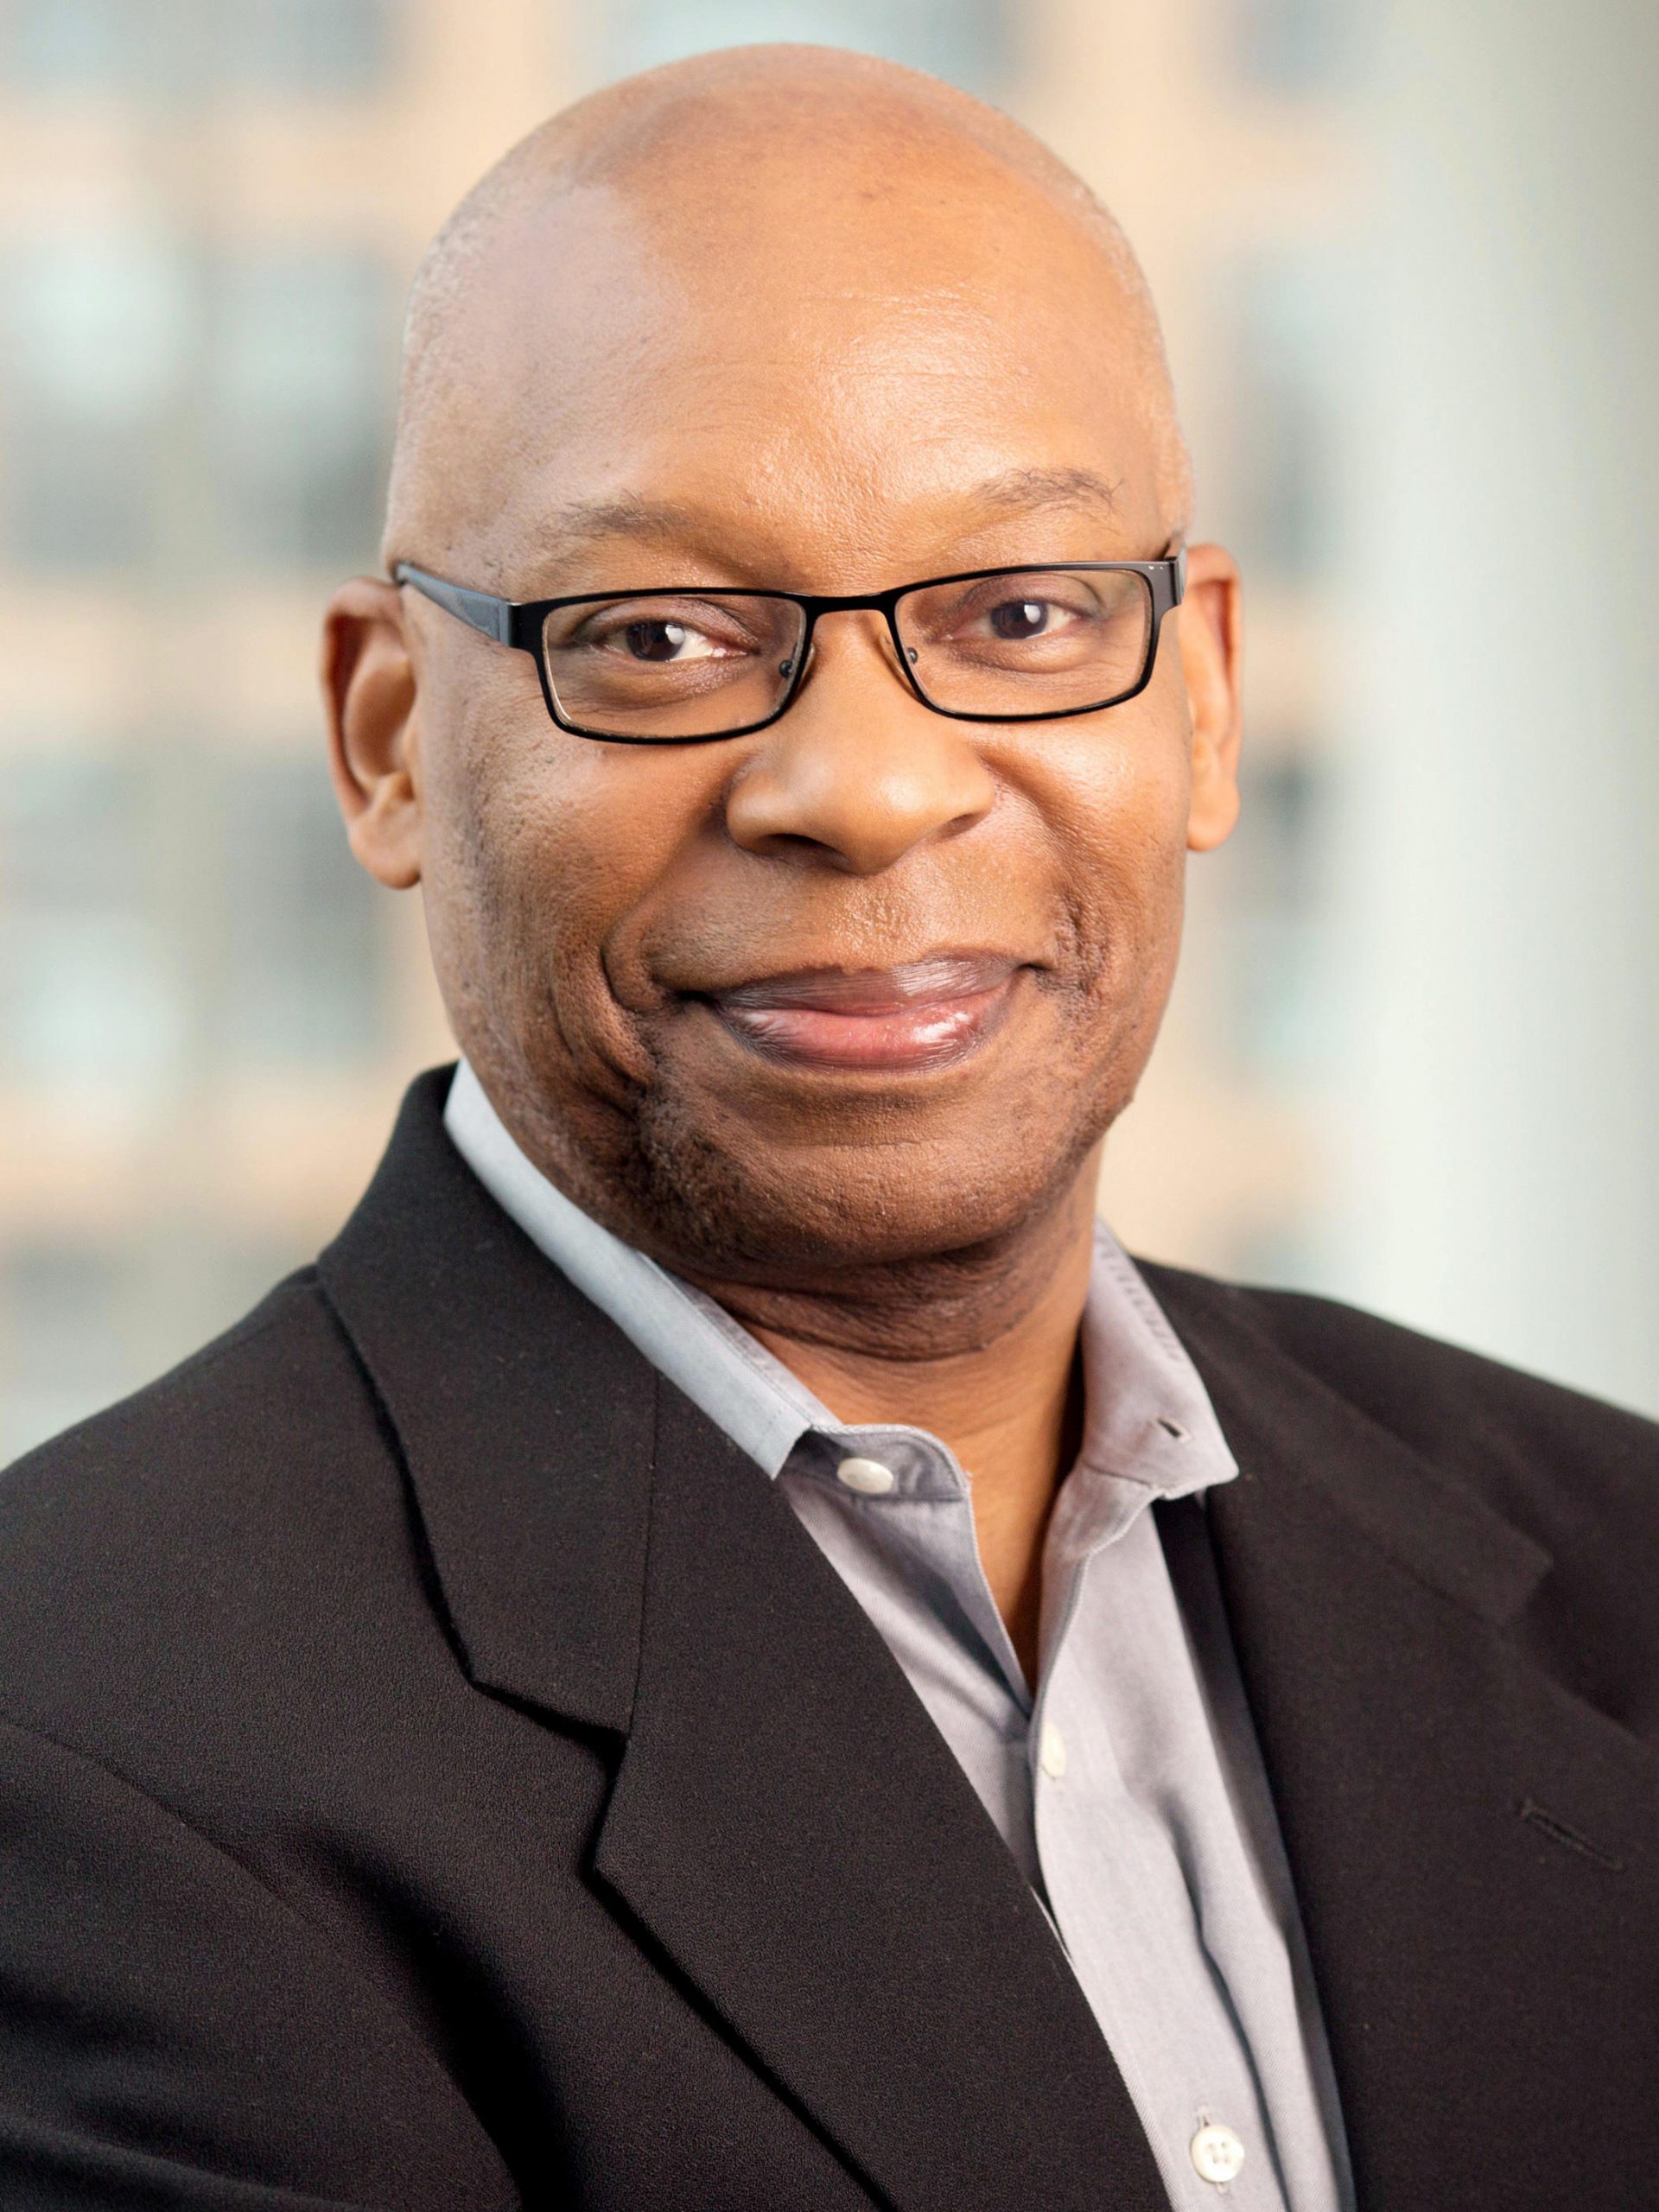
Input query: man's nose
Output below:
<box><xmin>722</xmin><ymin>618</ymin><xmax>998</xmax><ymax>875</ymax></box>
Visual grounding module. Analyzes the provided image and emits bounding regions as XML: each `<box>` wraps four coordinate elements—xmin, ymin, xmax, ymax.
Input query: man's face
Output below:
<box><xmin>340</xmin><ymin>140</ymin><xmax>1240</xmax><ymax>1286</ymax></box>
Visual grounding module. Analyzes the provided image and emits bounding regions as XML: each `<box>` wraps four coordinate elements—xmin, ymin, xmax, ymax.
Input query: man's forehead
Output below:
<box><xmin>474</xmin><ymin>280</ymin><xmax>1167</xmax><ymax>586</ymax></box>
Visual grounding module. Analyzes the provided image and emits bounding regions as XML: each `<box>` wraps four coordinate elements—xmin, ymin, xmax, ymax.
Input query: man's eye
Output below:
<box><xmin>987</xmin><ymin>597</ymin><xmax>1058</xmax><ymax>640</ymax></box>
<box><xmin>619</xmin><ymin>618</ymin><xmax>701</xmax><ymax>662</ymax></box>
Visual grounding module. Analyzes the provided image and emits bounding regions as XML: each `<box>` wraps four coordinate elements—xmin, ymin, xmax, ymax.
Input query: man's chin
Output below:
<box><xmin>623</xmin><ymin>1084</ymin><xmax>1104</xmax><ymax>1292</ymax></box>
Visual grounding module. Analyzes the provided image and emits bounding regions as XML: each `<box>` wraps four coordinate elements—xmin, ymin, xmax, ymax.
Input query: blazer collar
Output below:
<box><xmin>1139</xmin><ymin>1262</ymin><xmax>1551</xmax><ymax>1632</ymax></box>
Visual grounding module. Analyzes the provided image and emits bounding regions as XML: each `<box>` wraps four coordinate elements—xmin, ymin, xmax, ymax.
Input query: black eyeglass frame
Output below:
<box><xmin>391</xmin><ymin>550</ymin><xmax>1187</xmax><ymax>745</ymax></box>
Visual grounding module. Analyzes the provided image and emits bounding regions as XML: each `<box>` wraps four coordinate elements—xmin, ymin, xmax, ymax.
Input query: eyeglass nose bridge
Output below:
<box><xmin>779</xmin><ymin>592</ymin><xmax>925</xmax><ymax>706</ymax></box>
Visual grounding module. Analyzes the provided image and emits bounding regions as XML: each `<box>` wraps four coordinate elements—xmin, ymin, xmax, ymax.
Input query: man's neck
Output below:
<box><xmin>689</xmin><ymin>1153</ymin><xmax>1103</xmax><ymax>1683</ymax></box>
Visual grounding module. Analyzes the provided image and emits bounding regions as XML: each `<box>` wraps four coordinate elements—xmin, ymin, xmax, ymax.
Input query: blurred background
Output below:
<box><xmin>1</xmin><ymin>0</ymin><xmax>1656</xmax><ymax>1458</ymax></box>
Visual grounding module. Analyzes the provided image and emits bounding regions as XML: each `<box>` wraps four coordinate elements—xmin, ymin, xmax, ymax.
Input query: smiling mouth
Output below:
<box><xmin>702</xmin><ymin>953</ymin><xmax>1025</xmax><ymax>1071</ymax></box>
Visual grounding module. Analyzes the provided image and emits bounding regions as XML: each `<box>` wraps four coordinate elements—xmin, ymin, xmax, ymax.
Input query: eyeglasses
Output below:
<box><xmin>391</xmin><ymin>551</ymin><xmax>1185</xmax><ymax>745</ymax></box>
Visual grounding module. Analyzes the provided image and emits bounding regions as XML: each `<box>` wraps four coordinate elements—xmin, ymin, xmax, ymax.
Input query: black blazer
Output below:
<box><xmin>2</xmin><ymin>1069</ymin><xmax>1655</xmax><ymax>2209</ymax></box>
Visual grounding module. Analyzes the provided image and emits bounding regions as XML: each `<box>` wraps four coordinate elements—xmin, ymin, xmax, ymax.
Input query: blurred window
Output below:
<box><xmin>3</xmin><ymin>1245</ymin><xmax>130</xmax><ymax>1388</ymax></box>
<box><xmin>224</xmin><ymin>0</ymin><xmax>393</xmax><ymax>95</ymax></box>
<box><xmin>600</xmin><ymin>0</ymin><xmax>1007</xmax><ymax>95</ymax></box>
<box><xmin>0</xmin><ymin>227</ymin><xmax>194</xmax><ymax>568</ymax></box>
<box><xmin>0</xmin><ymin>232</ymin><xmax>394</xmax><ymax>575</ymax></box>
<box><xmin>1202</xmin><ymin>752</ymin><xmax>1331</xmax><ymax>1082</ymax></box>
<box><xmin>213</xmin><ymin>753</ymin><xmax>386</xmax><ymax>1067</ymax></box>
<box><xmin>0</xmin><ymin>0</ymin><xmax>141</xmax><ymax>89</ymax></box>
<box><xmin>1224</xmin><ymin>255</ymin><xmax>1350</xmax><ymax>584</ymax></box>
<box><xmin>0</xmin><ymin>750</ymin><xmax>185</xmax><ymax>1094</ymax></box>
<box><xmin>0</xmin><ymin>747</ymin><xmax>384</xmax><ymax>1094</ymax></box>
<box><xmin>0</xmin><ymin>0</ymin><xmax>394</xmax><ymax>95</ymax></box>
<box><xmin>209</xmin><ymin>250</ymin><xmax>394</xmax><ymax>571</ymax></box>
<box><xmin>0</xmin><ymin>1241</ymin><xmax>137</xmax><ymax>1460</ymax></box>
<box><xmin>1233</xmin><ymin>0</ymin><xmax>1357</xmax><ymax>92</ymax></box>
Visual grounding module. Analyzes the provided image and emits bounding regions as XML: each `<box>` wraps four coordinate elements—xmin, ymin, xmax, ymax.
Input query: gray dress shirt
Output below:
<box><xmin>446</xmin><ymin>1060</ymin><xmax>1353</xmax><ymax>2212</ymax></box>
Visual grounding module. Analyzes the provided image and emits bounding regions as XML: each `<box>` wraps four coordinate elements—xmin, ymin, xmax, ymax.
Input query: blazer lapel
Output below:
<box><xmin>1146</xmin><ymin>1268</ymin><xmax>1659</xmax><ymax>2208</ymax></box>
<box><xmin>321</xmin><ymin>1073</ymin><xmax>1166</xmax><ymax>2212</ymax></box>
<box><xmin>317</xmin><ymin>1070</ymin><xmax>652</xmax><ymax>1735</ymax></box>
<box><xmin>594</xmin><ymin>1380</ymin><xmax>1167</xmax><ymax>2212</ymax></box>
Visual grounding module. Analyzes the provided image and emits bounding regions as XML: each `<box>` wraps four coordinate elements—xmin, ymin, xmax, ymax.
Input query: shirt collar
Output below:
<box><xmin>444</xmin><ymin>1057</ymin><xmax>1237</xmax><ymax>1505</ymax></box>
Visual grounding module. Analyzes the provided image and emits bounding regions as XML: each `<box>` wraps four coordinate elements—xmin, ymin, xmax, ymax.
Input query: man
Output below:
<box><xmin>1</xmin><ymin>42</ymin><xmax>1654</xmax><ymax>2212</ymax></box>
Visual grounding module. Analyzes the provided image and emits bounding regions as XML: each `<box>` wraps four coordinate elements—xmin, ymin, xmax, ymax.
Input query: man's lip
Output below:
<box><xmin>699</xmin><ymin>953</ymin><xmax>1026</xmax><ymax>1071</ymax></box>
<box><xmin>712</xmin><ymin>953</ymin><xmax>1020</xmax><ymax>1014</ymax></box>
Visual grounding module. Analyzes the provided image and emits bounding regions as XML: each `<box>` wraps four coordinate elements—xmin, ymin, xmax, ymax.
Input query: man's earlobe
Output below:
<box><xmin>1179</xmin><ymin>543</ymin><xmax>1243</xmax><ymax>855</ymax></box>
<box><xmin>321</xmin><ymin>576</ymin><xmax>423</xmax><ymax>890</ymax></box>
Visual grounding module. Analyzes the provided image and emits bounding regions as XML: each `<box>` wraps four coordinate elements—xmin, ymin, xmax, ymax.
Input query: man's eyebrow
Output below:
<box><xmin>964</xmin><ymin>465</ymin><xmax>1125</xmax><ymax>515</ymax></box>
<box><xmin>536</xmin><ymin>493</ymin><xmax>709</xmax><ymax>563</ymax></box>
<box><xmin>534</xmin><ymin>467</ymin><xmax>1125</xmax><ymax>568</ymax></box>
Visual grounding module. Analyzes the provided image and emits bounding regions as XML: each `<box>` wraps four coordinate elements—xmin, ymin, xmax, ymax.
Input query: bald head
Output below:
<box><xmin>384</xmin><ymin>43</ymin><xmax>1192</xmax><ymax>573</ymax></box>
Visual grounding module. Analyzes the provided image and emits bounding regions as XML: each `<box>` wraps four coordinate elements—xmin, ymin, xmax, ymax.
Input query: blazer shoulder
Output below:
<box><xmin>0</xmin><ymin>1267</ymin><xmax>402</xmax><ymax>1742</ymax></box>
<box><xmin>1</xmin><ymin>1264</ymin><xmax>358</xmax><ymax>1505</ymax></box>
<box><xmin>1141</xmin><ymin>1257</ymin><xmax>1659</xmax><ymax>1553</ymax></box>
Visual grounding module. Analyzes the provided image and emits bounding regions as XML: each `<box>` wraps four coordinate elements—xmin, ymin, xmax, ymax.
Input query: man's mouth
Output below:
<box><xmin>702</xmin><ymin>953</ymin><xmax>1024</xmax><ymax>1071</ymax></box>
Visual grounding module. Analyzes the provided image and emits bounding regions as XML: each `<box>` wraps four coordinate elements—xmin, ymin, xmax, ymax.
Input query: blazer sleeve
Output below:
<box><xmin>0</xmin><ymin>1715</ymin><xmax>518</xmax><ymax>2211</ymax></box>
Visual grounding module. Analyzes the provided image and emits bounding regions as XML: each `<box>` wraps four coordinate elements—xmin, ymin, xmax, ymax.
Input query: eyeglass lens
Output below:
<box><xmin>539</xmin><ymin>569</ymin><xmax>1155</xmax><ymax>740</ymax></box>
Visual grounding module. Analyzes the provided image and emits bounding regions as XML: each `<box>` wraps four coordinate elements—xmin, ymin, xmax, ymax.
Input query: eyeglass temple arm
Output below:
<box><xmin>1163</xmin><ymin>546</ymin><xmax>1187</xmax><ymax>608</ymax></box>
<box><xmin>392</xmin><ymin>563</ymin><xmax>512</xmax><ymax>645</ymax></box>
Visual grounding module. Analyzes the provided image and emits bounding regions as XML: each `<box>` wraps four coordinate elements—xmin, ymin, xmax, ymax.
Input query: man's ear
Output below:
<box><xmin>1178</xmin><ymin>542</ymin><xmax>1243</xmax><ymax>854</ymax></box>
<box><xmin>321</xmin><ymin>577</ymin><xmax>423</xmax><ymax>890</ymax></box>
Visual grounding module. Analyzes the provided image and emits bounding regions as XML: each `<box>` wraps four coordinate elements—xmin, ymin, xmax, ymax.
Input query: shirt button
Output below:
<box><xmin>1190</xmin><ymin>2124</ymin><xmax>1246</xmax><ymax>2185</ymax></box>
<box><xmin>836</xmin><ymin>1456</ymin><xmax>896</xmax><ymax>1496</ymax></box>
<box><xmin>1038</xmin><ymin>1720</ymin><xmax>1067</xmax><ymax>1778</ymax></box>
